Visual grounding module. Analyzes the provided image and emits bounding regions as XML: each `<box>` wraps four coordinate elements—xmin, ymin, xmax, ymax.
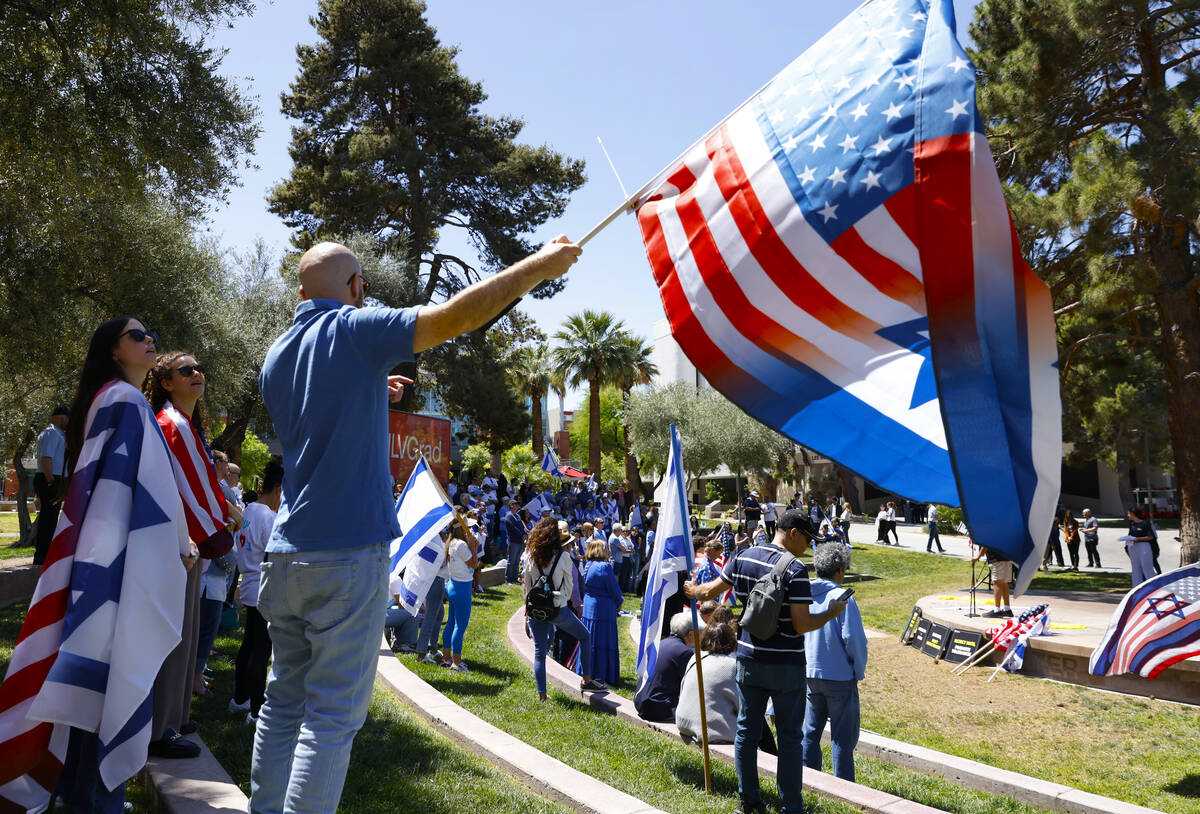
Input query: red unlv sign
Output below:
<box><xmin>387</xmin><ymin>411</ymin><xmax>451</xmax><ymax>485</ymax></box>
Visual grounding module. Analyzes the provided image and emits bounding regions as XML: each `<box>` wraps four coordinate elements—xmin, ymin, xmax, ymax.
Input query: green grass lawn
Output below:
<box><xmin>0</xmin><ymin>512</ymin><xmax>35</xmax><ymax>560</ymax></box>
<box><xmin>0</xmin><ymin>604</ymin><xmax>567</xmax><ymax>814</ymax></box>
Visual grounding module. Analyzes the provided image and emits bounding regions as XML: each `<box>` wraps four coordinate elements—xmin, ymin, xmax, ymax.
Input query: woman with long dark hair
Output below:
<box><xmin>142</xmin><ymin>350</ymin><xmax>236</xmax><ymax>758</ymax></box>
<box><xmin>521</xmin><ymin>518</ymin><xmax>607</xmax><ymax>699</ymax></box>
<box><xmin>1062</xmin><ymin>509</ymin><xmax>1081</xmax><ymax>571</ymax></box>
<box><xmin>0</xmin><ymin>317</ymin><xmax>192</xmax><ymax>813</ymax></box>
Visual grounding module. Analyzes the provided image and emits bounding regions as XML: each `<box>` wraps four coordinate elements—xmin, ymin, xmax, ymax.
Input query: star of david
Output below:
<box><xmin>1145</xmin><ymin>593</ymin><xmax>1187</xmax><ymax>620</ymax></box>
<box><xmin>875</xmin><ymin>317</ymin><xmax>937</xmax><ymax>409</ymax></box>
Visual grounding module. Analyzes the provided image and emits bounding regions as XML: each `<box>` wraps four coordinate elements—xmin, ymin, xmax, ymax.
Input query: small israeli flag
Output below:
<box><xmin>541</xmin><ymin>446</ymin><xmax>563</xmax><ymax>478</ymax></box>
<box><xmin>389</xmin><ymin>456</ymin><xmax>456</xmax><ymax>613</ymax></box>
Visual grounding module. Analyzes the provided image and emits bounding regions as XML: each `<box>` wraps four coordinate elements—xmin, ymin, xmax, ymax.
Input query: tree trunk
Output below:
<box><xmin>1152</xmin><ymin>240</ymin><xmax>1200</xmax><ymax>566</ymax></box>
<box><xmin>621</xmin><ymin>388</ymin><xmax>643</xmax><ymax>497</ymax></box>
<box><xmin>1114</xmin><ymin>433</ymin><xmax>1133</xmax><ymax>510</ymax></box>
<box><xmin>13</xmin><ymin>429</ymin><xmax>34</xmax><ymax>544</ymax></box>
<box><xmin>212</xmin><ymin>393</ymin><xmax>257</xmax><ymax>465</ymax></box>
<box><xmin>490</xmin><ymin>445</ymin><xmax>502</xmax><ymax>479</ymax></box>
<box><xmin>531</xmin><ymin>392</ymin><xmax>544</xmax><ymax>460</ymax></box>
<box><xmin>588</xmin><ymin>376</ymin><xmax>601</xmax><ymax>477</ymax></box>
<box><xmin>837</xmin><ymin>466</ymin><xmax>860</xmax><ymax>513</ymax></box>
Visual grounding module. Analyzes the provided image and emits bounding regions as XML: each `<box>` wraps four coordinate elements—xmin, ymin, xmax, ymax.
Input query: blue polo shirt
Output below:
<box><xmin>259</xmin><ymin>299</ymin><xmax>420</xmax><ymax>553</ymax></box>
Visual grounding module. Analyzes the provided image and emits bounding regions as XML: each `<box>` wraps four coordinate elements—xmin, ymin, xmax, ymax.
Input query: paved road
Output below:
<box><xmin>845</xmin><ymin>518</ymin><xmax>1184</xmax><ymax>577</ymax></box>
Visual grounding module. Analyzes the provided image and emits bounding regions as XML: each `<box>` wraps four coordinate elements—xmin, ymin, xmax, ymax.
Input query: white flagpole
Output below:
<box><xmin>577</xmin><ymin>72</ymin><xmax>781</xmax><ymax>247</ymax></box>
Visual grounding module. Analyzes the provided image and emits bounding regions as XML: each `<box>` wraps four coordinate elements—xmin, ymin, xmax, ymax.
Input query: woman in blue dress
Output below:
<box><xmin>580</xmin><ymin>538</ymin><xmax>623</xmax><ymax>686</ymax></box>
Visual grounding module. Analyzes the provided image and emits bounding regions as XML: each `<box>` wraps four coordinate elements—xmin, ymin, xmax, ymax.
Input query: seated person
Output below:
<box><xmin>675</xmin><ymin>622</ymin><xmax>739</xmax><ymax>744</ymax></box>
<box><xmin>634</xmin><ymin>611</ymin><xmax>700</xmax><ymax>722</ymax></box>
<box><xmin>384</xmin><ymin>597</ymin><xmax>420</xmax><ymax>653</ymax></box>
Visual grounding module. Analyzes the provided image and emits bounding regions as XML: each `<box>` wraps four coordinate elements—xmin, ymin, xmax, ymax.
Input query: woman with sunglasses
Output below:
<box><xmin>142</xmin><ymin>351</ymin><xmax>237</xmax><ymax>758</ymax></box>
<box><xmin>0</xmin><ymin>318</ymin><xmax>193</xmax><ymax>813</ymax></box>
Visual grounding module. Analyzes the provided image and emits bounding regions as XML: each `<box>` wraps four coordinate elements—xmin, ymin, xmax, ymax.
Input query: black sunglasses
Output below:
<box><xmin>174</xmin><ymin>364</ymin><xmax>206</xmax><ymax>377</ymax></box>
<box><xmin>121</xmin><ymin>328</ymin><xmax>158</xmax><ymax>344</ymax></box>
<box><xmin>346</xmin><ymin>272</ymin><xmax>370</xmax><ymax>292</ymax></box>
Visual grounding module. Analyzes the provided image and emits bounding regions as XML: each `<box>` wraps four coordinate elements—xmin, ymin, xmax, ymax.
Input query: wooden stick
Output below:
<box><xmin>689</xmin><ymin>601</ymin><xmax>713</xmax><ymax>794</ymax></box>
<box><xmin>952</xmin><ymin>642</ymin><xmax>997</xmax><ymax>675</ymax></box>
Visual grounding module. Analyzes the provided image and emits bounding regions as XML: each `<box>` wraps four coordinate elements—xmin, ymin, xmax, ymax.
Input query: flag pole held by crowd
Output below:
<box><xmin>636</xmin><ymin>425</ymin><xmax>712</xmax><ymax>792</ymax></box>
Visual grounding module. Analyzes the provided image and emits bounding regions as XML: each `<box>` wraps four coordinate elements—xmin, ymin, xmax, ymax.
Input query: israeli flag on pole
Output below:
<box><xmin>389</xmin><ymin>456</ymin><xmax>456</xmax><ymax>613</ymax></box>
<box><xmin>523</xmin><ymin>493</ymin><xmax>553</xmax><ymax>516</ymax></box>
<box><xmin>541</xmin><ymin>446</ymin><xmax>563</xmax><ymax>478</ymax></box>
<box><xmin>629</xmin><ymin>501</ymin><xmax>643</xmax><ymax>530</ymax></box>
<box><xmin>636</xmin><ymin>424</ymin><xmax>694</xmax><ymax>690</ymax></box>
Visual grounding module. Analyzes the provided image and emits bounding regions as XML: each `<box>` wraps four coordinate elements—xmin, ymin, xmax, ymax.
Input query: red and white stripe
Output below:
<box><xmin>637</xmin><ymin>106</ymin><xmax>947</xmax><ymax>449</ymax></box>
<box><xmin>1110</xmin><ymin>592</ymin><xmax>1199</xmax><ymax>676</ymax></box>
<box><xmin>157</xmin><ymin>401</ymin><xmax>228</xmax><ymax>543</ymax></box>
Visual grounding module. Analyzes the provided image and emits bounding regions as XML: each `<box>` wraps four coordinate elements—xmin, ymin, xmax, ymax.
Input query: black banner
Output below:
<box><xmin>921</xmin><ymin>623</ymin><xmax>951</xmax><ymax>660</ymax></box>
<box><xmin>942</xmin><ymin>629</ymin><xmax>985</xmax><ymax>664</ymax></box>
<box><xmin>900</xmin><ymin>606</ymin><xmax>922</xmax><ymax>645</ymax></box>
<box><xmin>910</xmin><ymin>618</ymin><xmax>931</xmax><ymax>651</ymax></box>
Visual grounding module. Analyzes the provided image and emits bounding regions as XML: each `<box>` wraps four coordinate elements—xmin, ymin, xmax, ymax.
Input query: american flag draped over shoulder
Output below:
<box><xmin>635</xmin><ymin>0</ymin><xmax>1059</xmax><ymax>594</ymax></box>
<box><xmin>1089</xmin><ymin>564</ymin><xmax>1200</xmax><ymax>680</ymax></box>
<box><xmin>156</xmin><ymin>401</ymin><xmax>228</xmax><ymax>544</ymax></box>
<box><xmin>0</xmin><ymin>380</ymin><xmax>188</xmax><ymax>811</ymax></box>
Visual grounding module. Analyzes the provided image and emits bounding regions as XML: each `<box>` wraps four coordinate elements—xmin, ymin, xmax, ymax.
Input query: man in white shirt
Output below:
<box><xmin>32</xmin><ymin>405</ymin><xmax>69</xmax><ymax>564</ymax></box>
<box><xmin>761</xmin><ymin>499</ymin><xmax>777</xmax><ymax>536</ymax></box>
<box><xmin>926</xmin><ymin>504</ymin><xmax>944</xmax><ymax>553</ymax></box>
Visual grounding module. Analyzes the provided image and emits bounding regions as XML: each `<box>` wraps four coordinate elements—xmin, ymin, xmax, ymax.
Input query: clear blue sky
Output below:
<box><xmin>206</xmin><ymin>0</ymin><xmax>977</xmax><ymax>380</ymax></box>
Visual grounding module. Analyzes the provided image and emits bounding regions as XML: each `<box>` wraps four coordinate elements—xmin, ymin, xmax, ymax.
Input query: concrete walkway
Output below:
<box><xmin>375</xmin><ymin>640</ymin><xmax>664</xmax><ymax>814</ymax></box>
<box><xmin>620</xmin><ymin>614</ymin><xmax>1164</xmax><ymax>814</ymax></box>
<box><xmin>511</xmin><ymin>609</ymin><xmax>945</xmax><ymax>814</ymax></box>
<box><xmin>847</xmin><ymin>519</ymin><xmax>1180</xmax><ymax>576</ymax></box>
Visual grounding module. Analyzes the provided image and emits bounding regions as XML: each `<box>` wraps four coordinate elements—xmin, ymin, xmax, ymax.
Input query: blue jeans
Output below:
<box><xmin>56</xmin><ymin>727</ymin><xmax>125</xmax><ymax>814</ymax></box>
<box><xmin>529</xmin><ymin>607</ymin><xmax>592</xmax><ymax>695</ymax></box>
<box><xmin>927</xmin><ymin>524</ymin><xmax>942</xmax><ymax>551</ymax></box>
<box><xmin>442</xmin><ymin>579</ymin><xmax>473</xmax><ymax>656</ymax></box>
<box><xmin>415</xmin><ymin>576</ymin><xmax>445</xmax><ymax>653</ymax></box>
<box><xmin>735</xmin><ymin>658</ymin><xmax>807</xmax><ymax>813</ymax></box>
<box><xmin>384</xmin><ymin>602</ymin><xmax>420</xmax><ymax>650</ymax></box>
<box><xmin>506</xmin><ymin>542</ymin><xmax>524</xmax><ymax>583</ymax></box>
<box><xmin>250</xmin><ymin>543</ymin><xmax>388</xmax><ymax>814</ymax></box>
<box><xmin>196</xmin><ymin>596</ymin><xmax>223</xmax><ymax>673</ymax></box>
<box><xmin>801</xmin><ymin>677</ymin><xmax>860</xmax><ymax>781</ymax></box>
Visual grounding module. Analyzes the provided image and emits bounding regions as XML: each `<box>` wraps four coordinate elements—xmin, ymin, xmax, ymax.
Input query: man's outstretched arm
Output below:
<box><xmin>413</xmin><ymin>236</ymin><xmax>581</xmax><ymax>353</ymax></box>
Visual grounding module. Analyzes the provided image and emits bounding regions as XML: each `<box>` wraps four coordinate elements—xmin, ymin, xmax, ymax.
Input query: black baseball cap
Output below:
<box><xmin>51</xmin><ymin>406</ymin><xmax>69</xmax><ymax>417</ymax></box>
<box><xmin>778</xmin><ymin>508</ymin><xmax>828</xmax><ymax>542</ymax></box>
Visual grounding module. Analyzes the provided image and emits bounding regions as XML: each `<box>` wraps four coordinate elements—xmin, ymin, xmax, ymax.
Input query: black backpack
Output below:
<box><xmin>738</xmin><ymin>552</ymin><xmax>797</xmax><ymax>640</ymax></box>
<box><xmin>525</xmin><ymin>549</ymin><xmax>564</xmax><ymax>622</ymax></box>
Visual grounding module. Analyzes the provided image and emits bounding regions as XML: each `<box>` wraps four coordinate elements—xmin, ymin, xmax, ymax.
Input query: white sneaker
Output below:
<box><xmin>229</xmin><ymin>698</ymin><xmax>251</xmax><ymax>713</ymax></box>
<box><xmin>421</xmin><ymin>653</ymin><xmax>439</xmax><ymax>665</ymax></box>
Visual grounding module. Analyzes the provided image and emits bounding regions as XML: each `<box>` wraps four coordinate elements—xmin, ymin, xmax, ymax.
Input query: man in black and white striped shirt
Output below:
<box><xmin>685</xmin><ymin>509</ymin><xmax>846</xmax><ymax>814</ymax></box>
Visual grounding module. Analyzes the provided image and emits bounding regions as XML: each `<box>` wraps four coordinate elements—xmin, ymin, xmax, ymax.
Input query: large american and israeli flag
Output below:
<box><xmin>0</xmin><ymin>380</ymin><xmax>188</xmax><ymax>811</ymax></box>
<box><xmin>389</xmin><ymin>456</ymin><xmax>456</xmax><ymax>615</ymax></box>
<box><xmin>635</xmin><ymin>0</ymin><xmax>1059</xmax><ymax>592</ymax></box>
<box><xmin>1089</xmin><ymin>564</ymin><xmax>1200</xmax><ymax>680</ymax></box>
<box><xmin>636</xmin><ymin>424</ymin><xmax>694</xmax><ymax>689</ymax></box>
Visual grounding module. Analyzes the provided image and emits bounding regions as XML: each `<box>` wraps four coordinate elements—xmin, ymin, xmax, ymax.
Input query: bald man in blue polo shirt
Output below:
<box><xmin>253</xmin><ymin>236</ymin><xmax>580</xmax><ymax>814</ymax></box>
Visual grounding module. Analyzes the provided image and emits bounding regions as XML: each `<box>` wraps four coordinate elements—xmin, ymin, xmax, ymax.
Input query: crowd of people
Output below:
<box><xmin>2</xmin><ymin>232</ymin><xmax>1169</xmax><ymax>814</ymax></box>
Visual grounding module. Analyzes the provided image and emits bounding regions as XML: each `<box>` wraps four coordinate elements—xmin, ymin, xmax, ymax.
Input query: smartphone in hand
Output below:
<box><xmin>835</xmin><ymin>587</ymin><xmax>855</xmax><ymax>603</ymax></box>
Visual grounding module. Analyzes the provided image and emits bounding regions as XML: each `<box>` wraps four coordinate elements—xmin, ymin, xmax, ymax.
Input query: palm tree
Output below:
<box><xmin>510</xmin><ymin>344</ymin><xmax>552</xmax><ymax>458</ymax></box>
<box><xmin>613</xmin><ymin>334</ymin><xmax>658</xmax><ymax>496</ymax></box>
<box><xmin>549</xmin><ymin>366</ymin><xmax>567</xmax><ymax>449</ymax></box>
<box><xmin>553</xmin><ymin>310</ymin><xmax>629</xmax><ymax>477</ymax></box>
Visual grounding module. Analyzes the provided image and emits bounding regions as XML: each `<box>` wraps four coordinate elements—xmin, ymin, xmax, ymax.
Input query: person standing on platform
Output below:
<box><xmin>971</xmin><ymin>545</ymin><xmax>1013</xmax><ymax>617</ymax></box>
<box><xmin>253</xmin><ymin>236</ymin><xmax>580</xmax><ymax>814</ymax></box>
<box><xmin>1080</xmin><ymin>508</ymin><xmax>1101</xmax><ymax>568</ymax></box>
<box><xmin>32</xmin><ymin>405</ymin><xmax>69</xmax><ymax>565</ymax></box>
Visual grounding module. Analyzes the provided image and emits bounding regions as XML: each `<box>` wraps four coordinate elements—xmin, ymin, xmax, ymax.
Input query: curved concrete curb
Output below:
<box><xmin>507</xmin><ymin>609</ymin><xmax>942</xmax><ymax>814</ymax></box>
<box><xmin>375</xmin><ymin>641</ymin><xmax>664</xmax><ymax>814</ymax></box>
<box><xmin>625</xmin><ymin>614</ymin><xmax>1164</xmax><ymax>814</ymax></box>
<box><xmin>140</xmin><ymin>734</ymin><xmax>248</xmax><ymax>814</ymax></box>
